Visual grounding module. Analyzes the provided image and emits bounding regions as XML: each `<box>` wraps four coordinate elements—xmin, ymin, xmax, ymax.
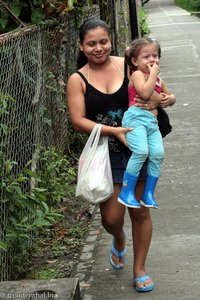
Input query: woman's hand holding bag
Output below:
<box><xmin>76</xmin><ymin>124</ymin><xmax>114</xmax><ymax>204</ymax></box>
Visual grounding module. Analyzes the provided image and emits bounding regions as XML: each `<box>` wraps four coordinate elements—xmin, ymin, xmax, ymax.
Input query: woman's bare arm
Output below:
<box><xmin>160</xmin><ymin>80</ymin><xmax>176</xmax><ymax>108</ymax></box>
<box><xmin>134</xmin><ymin>90</ymin><xmax>161</xmax><ymax>110</ymax></box>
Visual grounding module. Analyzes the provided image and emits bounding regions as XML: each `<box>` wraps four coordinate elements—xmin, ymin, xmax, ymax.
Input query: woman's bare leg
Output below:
<box><xmin>128</xmin><ymin>180</ymin><xmax>153</xmax><ymax>287</ymax></box>
<box><xmin>99</xmin><ymin>183</ymin><xmax>126</xmax><ymax>267</ymax></box>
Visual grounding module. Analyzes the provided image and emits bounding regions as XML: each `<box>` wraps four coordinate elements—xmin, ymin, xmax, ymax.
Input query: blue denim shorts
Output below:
<box><xmin>109</xmin><ymin>152</ymin><xmax>148</xmax><ymax>184</ymax></box>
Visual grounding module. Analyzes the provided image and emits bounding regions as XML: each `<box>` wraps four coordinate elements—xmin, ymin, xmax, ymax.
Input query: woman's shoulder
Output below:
<box><xmin>67</xmin><ymin>71</ymin><xmax>87</xmax><ymax>91</ymax></box>
<box><xmin>67</xmin><ymin>72</ymin><xmax>80</xmax><ymax>85</ymax></box>
<box><xmin>68</xmin><ymin>67</ymin><xmax>87</xmax><ymax>82</ymax></box>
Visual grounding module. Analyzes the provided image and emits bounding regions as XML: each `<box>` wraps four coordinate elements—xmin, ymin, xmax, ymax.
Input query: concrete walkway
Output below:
<box><xmin>71</xmin><ymin>1</ymin><xmax>200</xmax><ymax>299</ymax></box>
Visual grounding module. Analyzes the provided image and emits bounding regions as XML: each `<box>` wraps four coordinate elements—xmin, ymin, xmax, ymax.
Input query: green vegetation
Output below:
<box><xmin>25</xmin><ymin>202</ymin><xmax>92</xmax><ymax>280</ymax></box>
<box><xmin>32</xmin><ymin>147</ymin><xmax>77</xmax><ymax>205</ymax></box>
<box><xmin>31</xmin><ymin>266</ymin><xmax>63</xmax><ymax>280</ymax></box>
<box><xmin>139</xmin><ymin>7</ymin><xmax>150</xmax><ymax>37</ymax></box>
<box><xmin>0</xmin><ymin>0</ymin><xmax>95</xmax><ymax>33</ymax></box>
<box><xmin>175</xmin><ymin>0</ymin><xmax>193</xmax><ymax>11</ymax></box>
<box><xmin>0</xmin><ymin>90</ymin><xmax>88</xmax><ymax>278</ymax></box>
<box><xmin>175</xmin><ymin>0</ymin><xmax>200</xmax><ymax>13</ymax></box>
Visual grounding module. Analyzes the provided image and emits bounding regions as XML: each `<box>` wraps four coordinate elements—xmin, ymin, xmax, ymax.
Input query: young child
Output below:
<box><xmin>118</xmin><ymin>37</ymin><xmax>176</xmax><ymax>209</ymax></box>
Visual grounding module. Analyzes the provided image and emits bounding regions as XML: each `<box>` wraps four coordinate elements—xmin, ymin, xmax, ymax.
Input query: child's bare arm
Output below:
<box><xmin>130</xmin><ymin>64</ymin><xmax>160</xmax><ymax>100</ymax></box>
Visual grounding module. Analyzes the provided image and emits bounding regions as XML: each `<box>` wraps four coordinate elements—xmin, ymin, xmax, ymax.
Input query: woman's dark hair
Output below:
<box><xmin>77</xmin><ymin>18</ymin><xmax>110</xmax><ymax>69</ymax></box>
<box><xmin>125</xmin><ymin>37</ymin><xmax>161</xmax><ymax>74</ymax></box>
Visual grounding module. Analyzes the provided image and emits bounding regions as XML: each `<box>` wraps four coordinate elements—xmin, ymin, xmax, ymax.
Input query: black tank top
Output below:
<box><xmin>76</xmin><ymin>64</ymin><xmax>129</xmax><ymax>153</ymax></box>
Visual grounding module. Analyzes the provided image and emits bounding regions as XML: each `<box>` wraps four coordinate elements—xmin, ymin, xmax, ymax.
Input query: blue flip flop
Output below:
<box><xmin>133</xmin><ymin>275</ymin><xmax>155</xmax><ymax>292</ymax></box>
<box><xmin>109</xmin><ymin>238</ymin><xmax>126</xmax><ymax>270</ymax></box>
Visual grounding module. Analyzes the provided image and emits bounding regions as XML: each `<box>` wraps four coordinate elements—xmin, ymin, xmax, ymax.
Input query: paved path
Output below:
<box><xmin>71</xmin><ymin>1</ymin><xmax>200</xmax><ymax>299</ymax></box>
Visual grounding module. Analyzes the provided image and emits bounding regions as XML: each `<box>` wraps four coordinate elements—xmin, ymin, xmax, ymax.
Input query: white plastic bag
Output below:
<box><xmin>76</xmin><ymin>124</ymin><xmax>114</xmax><ymax>204</ymax></box>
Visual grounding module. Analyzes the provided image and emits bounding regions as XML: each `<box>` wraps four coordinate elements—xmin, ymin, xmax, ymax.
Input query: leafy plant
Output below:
<box><xmin>139</xmin><ymin>7</ymin><xmax>150</xmax><ymax>37</ymax></box>
<box><xmin>0</xmin><ymin>92</ymin><xmax>73</xmax><ymax>279</ymax></box>
<box><xmin>32</xmin><ymin>146</ymin><xmax>77</xmax><ymax>205</ymax></box>
<box><xmin>31</xmin><ymin>266</ymin><xmax>62</xmax><ymax>280</ymax></box>
<box><xmin>1</xmin><ymin>160</ymin><xmax>63</xmax><ymax>247</ymax></box>
<box><xmin>0</xmin><ymin>0</ymin><xmax>95</xmax><ymax>33</ymax></box>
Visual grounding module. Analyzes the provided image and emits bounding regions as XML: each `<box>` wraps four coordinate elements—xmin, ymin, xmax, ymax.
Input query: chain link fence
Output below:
<box><xmin>0</xmin><ymin>19</ymin><xmax>76</xmax><ymax>282</ymax></box>
<box><xmin>0</xmin><ymin>1</ymin><xmax>135</xmax><ymax>281</ymax></box>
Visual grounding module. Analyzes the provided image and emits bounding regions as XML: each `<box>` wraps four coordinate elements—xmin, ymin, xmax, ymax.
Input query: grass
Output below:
<box><xmin>175</xmin><ymin>0</ymin><xmax>200</xmax><ymax>13</ymax></box>
<box><xmin>175</xmin><ymin>0</ymin><xmax>192</xmax><ymax>12</ymax></box>
<box><xmin>31</xmin><ymin>267</ymin><xmax>62</xmax><ymax>280</ymax></box>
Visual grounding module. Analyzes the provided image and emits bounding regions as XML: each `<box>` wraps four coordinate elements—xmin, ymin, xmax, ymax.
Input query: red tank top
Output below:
<box><xmin>128</xmin><ymin>75</ymin><xmax>162</xmax><ymax>107</ymax></box>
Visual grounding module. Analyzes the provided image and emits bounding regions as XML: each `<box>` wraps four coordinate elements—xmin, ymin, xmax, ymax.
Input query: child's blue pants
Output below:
<box><xmin>122</xmin><ymin>106</ymin><xmax>164</xmax><ymax>177</ymax></box>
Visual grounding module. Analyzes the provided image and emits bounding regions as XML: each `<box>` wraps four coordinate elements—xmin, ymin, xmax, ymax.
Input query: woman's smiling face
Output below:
<box><xmin>79</xmin><ymin>27</ymin><xmax>112</xmax><ymax>64</ymax></box>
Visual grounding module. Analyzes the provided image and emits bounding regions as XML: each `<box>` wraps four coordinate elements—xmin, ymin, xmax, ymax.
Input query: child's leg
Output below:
<box><xmin>126</xmin><ymin>125</ymin><xmax>149</xmax><ymax>176</ymax></box>
<box><xmin>141</xmin><ymin>129</ymin><xmax>164</xmax><ymax>208</ymax></box>
<box><xmin>147</xmin><ymin>129</ymin><xmax>164</xmax><ymax>177</ymax></box>
<box><xmin>118</xmin><ymin>126</ymin><xmax>148</xmax><ymax>208</ymax></box>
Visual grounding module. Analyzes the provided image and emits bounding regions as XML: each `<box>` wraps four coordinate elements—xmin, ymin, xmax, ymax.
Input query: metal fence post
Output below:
<box><xmin>128</xmin><ymin>0</ymin><xmax>140</xmax><ymax>39</ymax></box>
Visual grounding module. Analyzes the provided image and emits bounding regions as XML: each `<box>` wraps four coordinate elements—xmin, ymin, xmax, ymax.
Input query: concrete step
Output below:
<box><xmin>0</xmin><ymin>278</ymin><xmax>81</xmax><ymax>300</ymax></box>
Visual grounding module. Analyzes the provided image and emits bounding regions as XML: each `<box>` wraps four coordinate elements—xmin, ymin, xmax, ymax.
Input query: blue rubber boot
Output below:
<box><xmin>118</xmin><ymin>172</ymin><xmax>141</xmax><ymax>208</ymax></box>
<box><xmin>141</xmin><ymin>175</ymin><xmax>159</xmax><ymax>208</ymax></box>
